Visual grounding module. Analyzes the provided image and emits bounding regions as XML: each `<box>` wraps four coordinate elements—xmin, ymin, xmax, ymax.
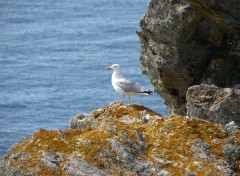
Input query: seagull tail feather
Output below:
<box><xmin>140</xmin><ymin>90</ymin><xmax>155</xmax><ymax>95</ymax></box>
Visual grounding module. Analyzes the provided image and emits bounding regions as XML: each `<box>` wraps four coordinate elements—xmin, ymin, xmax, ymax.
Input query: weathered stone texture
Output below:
<box><xmin>199</xmin><ymin>0</ymin><xmax>240</xmax><ymax>21</ymax></box>
<box><xmin>138</xmin><ymin>0</ymin><xmax>240</xmax><ymax>115</ymax></box>
<box><xmin>186</xmin><ymin>84</ymin><xmax>240</xmax><ymax>125</ymax></box>
<box><xmin>0</xmin><ymin>103</ymin><xmax>240</xmax><ymax>175</ymax></box>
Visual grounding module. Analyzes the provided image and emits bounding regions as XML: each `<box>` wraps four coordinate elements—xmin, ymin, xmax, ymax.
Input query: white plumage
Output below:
<box><xmin>106</xmin><ymin>64</ymin><xmax>153</xmax><ymax>104</ymax></box>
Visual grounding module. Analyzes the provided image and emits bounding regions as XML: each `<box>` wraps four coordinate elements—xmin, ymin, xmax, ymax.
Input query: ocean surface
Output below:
<box><xmin>0</xmin><ymin>0</ymin><xmax>167</xmax><ymax>157</ymax></box>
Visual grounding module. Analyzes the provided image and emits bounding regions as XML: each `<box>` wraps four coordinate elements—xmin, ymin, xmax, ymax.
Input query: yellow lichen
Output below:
<box><xmin>4</xmin><ymin>104</ymin><xmax>240</xmax><ymax>175</ymax></box>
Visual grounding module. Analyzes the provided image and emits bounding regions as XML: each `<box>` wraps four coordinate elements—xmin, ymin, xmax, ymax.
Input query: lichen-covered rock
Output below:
<box><xmin>70</xmin><ymin>102</ymin><xmax>161</xmax><ymax>130</ymax></box>
<box><xmin>186</xmin><ymin>84</ymin><xmax>240</xmax><ymax>125</ymax></box>
<box><xmin>0</xmin><ymin>103</ymin><xmax>240</xmax><ymax>175</ymax></box>
<box><xmin>138</xmin><ymin>0</ymin><xmax>240</xmax><ymax>115</ymax></box>
<box><xmin>225</xmin><ymin>121</ymin><xmax>240</xmax><ymax>136</ymax></box>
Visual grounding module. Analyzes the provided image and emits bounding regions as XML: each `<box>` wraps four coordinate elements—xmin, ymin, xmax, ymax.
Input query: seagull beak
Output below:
<box><xmin>106</xmin><ymin>67</ymin><xmax>112</xmax><ymax>70</ymax></box>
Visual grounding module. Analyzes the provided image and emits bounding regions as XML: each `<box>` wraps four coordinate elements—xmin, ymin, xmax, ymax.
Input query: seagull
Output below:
<box><xmin>106</xmin><ymin>64</ymin><xmax>154</xmax><ymax>104</ymax></box>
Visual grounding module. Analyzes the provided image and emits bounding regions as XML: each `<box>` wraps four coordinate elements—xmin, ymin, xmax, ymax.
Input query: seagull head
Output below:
<box><xmin>106</xmin><ymin>64</ymin><xmax>121</xmax><ymax>71</ymax></box>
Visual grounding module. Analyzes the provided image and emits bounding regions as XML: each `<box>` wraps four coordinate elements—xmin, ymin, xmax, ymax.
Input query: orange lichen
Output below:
<box><xmin>107</xmin><ymin>103</ymin><xmax>160</xmax><ymax>119</ymax></box>
<box><xmin>143</xmin><ymin>116</ymin><xmax>230</xmax><ymax>174</ymax></box>
<box><xmin>233</xmin><ymin>132</ymin><xmax>240</xmax><ymax>147</ymax></box>
<box><xmin>3</xmin><ymin>104</ymin><xmax>240</xmax><ymax>175</ymax></box>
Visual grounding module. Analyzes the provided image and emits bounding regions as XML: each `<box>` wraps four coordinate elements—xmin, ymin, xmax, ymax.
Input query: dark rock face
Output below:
<box><xmin>138</xmin><ymin>0</ymin><xmax>240</xmax><ymax>115</ymax></box>
<box><xmin>186</xmin><ymin>84</ymin><xmax>240</xmax><ymax>125</ymax></box>
<box><xmin>199</xmin><ymin>0</ymin><xmax>240</xmax><ymax>21</ymax></box>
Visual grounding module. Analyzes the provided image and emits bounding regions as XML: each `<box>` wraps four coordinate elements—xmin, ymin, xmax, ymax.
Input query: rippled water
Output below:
<box><xmin>0</xmin><ymin>0</ymin><xmax>167</xmax><ymax>157</ymax></box>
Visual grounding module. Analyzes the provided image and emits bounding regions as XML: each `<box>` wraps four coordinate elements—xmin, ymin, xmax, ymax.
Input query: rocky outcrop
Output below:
<box><xmin>1</xmin><ymin>1</ymin><xmax>240</xmax><ymax>175</ymax></box>
<box><xmin>1</xmin><ymin>103</ymin><xmax>240</xmax><ymax>175</ymax></box>
<box><xmin>199</xmin><ymin>0</ymin><xmax>240</xmax><ymax>21</ymax></box>
<box><xmin>137</xmin><ymin>0</ymin><xmax>240</xmax><ymax>115</ymax></box>
<box><xmin>186</xmin><ymin>84</ymin><xmax>240</xmax><ymax>125</ymax></box>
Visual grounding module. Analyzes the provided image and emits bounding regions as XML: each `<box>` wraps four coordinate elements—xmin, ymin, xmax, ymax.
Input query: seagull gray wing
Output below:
<box><xmin>115</xmin><ymin>78</ymin><xmax>144</xmax><ymax>93</ymax></box>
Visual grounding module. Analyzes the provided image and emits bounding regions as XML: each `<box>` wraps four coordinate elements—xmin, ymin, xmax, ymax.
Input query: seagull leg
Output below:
<box><xmin>121</xmin><ymin>94</ymin><xmax>125</xmax><ymax>104</ymax></box>
<box><xmin>128</xmin><ymin>96</ymin><xmax>131</xmax><ymax>105</ymax></box>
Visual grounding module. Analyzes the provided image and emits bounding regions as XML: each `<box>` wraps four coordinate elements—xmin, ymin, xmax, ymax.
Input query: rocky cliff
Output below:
<box><xmin>0</xmin><ymin>103</ymin><xmax>240</xmax><ymax>175</ymax></box>
<box><xmin>186</xmin><ymin>84</ymin><xmax>240</xmax><ymax>125</ymax></box>
<box><xmin>1</xmin><ymin>0</ymin><xmax>240</xmax><ymax>175</ymax></box>
<box><xmin>137</xmin><ymin>0</ymin><xmax>240</xmax><ymax>115</ymax></box>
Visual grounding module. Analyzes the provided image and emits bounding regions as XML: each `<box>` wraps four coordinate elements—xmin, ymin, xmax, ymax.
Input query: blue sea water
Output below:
<box><xmin>0</xmin><ymin>0</ymin><xmax>167</xmax><ymax>157</ymax></box>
